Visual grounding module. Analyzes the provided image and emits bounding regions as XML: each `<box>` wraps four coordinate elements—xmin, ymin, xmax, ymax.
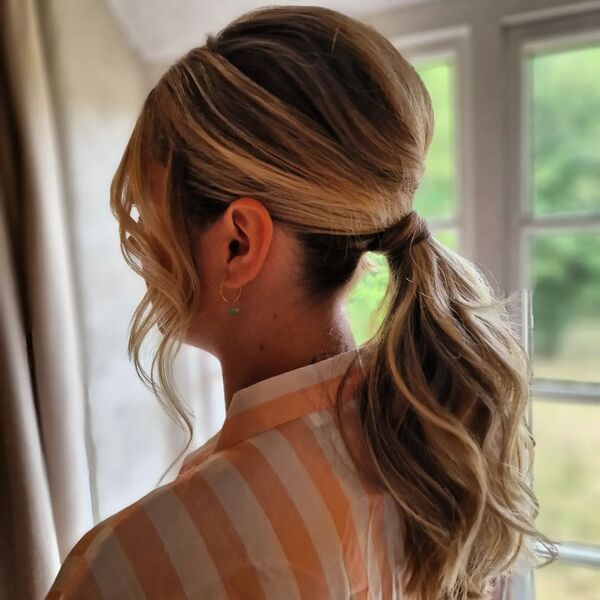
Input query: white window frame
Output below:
<box><xmin>370</xmin><ymin>0</ymin><xmax>600</xmax><ymax>596</ymax></box>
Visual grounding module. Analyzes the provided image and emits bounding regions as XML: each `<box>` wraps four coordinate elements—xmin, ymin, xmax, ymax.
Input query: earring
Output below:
<box><xmin>220</xmin><ymin>280</ymin><xmax>242</xmax><ymax>316</ymax></box>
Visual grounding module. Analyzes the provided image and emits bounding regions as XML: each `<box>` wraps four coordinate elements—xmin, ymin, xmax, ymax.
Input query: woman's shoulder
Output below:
<box><xmin>46</xmin><ymin>451</ymin><xmax>242</xmax><ymax>599</ymax></box>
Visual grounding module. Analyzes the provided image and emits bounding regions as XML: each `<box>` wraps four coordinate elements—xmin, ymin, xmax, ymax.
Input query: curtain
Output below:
<box><xmin>0</xmin><ymin>0</ymin><xmax>93</xmax><ymax>598</ymax></box>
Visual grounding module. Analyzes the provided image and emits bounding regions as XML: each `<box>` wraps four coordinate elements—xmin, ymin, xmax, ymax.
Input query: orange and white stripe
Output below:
<box><xmin>46</xmin><ymin>347</ymin><xmax>404</xmax><ymax>599</ymax></box>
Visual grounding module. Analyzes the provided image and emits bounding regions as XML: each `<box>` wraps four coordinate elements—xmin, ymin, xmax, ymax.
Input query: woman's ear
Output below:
<box><xmin>221</xmin><ymin>197</ymin><xmax>274</xmax><ymax>289</ymax></box>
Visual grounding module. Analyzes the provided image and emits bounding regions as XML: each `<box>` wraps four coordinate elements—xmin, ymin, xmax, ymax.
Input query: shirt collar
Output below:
<box><xmin>213</xmin><ymin>346</ymin><xmax>367</xmax><ymax>452</ymax></box>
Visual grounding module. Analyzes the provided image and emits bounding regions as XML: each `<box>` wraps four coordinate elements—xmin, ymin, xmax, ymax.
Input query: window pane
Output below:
<box><xmin>413</xmin><ymin>60</ymin><xmax>456</xmax><ymax>219</ymax></box>
<box><xmin>530</xmin><ymin>45</ymin><xmax>600</xmax><ymax>215</ymax></box>
<box><xmin>536</xmin><ymin>561</ymin><xmax>600</xmax><ymax>600</ymax></box>
<box><xmin>533</xmin><ymin>400</ymin><xmax>600</xmax><ymax>545</ymax></box>
<box><xmin>530</xmin><ymin>231</ymin><xmax>600</xmax><ymax>382</ymax></box>
<box><xmin>348</xmin><ymin>254</ymin><xmax>389</xmax><ymax>345</ymax></box>
<box><xmin>348</xmin><ymin>231</ymin><xmax>457</xmax><ymax>344</ymax></box>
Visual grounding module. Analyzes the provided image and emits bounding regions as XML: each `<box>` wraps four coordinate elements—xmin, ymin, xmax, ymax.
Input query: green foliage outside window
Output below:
<box><xmin>532</xmin><ymin>46</ymin><xmax>600</xmax><ymax>215</ymax></box>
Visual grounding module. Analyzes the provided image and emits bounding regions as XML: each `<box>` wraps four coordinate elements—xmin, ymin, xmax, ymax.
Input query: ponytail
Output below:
<box><xmin>338</xmin><ymin>213</ymin><xmax>547</xmax><ymax>599</ymax></box>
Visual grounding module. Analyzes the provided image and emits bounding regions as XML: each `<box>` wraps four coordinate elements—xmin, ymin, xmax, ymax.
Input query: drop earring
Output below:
<box><xmin>220</xmin><ymin>280</ymin><xmax>242</xmax><ymax>316</ymax></box>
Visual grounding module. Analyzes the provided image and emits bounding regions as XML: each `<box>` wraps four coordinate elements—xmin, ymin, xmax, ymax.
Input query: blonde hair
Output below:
<box><xmin>110</xmin><ymin>6</ymin><xmax>551</xmax><ymax>598</ymax></box>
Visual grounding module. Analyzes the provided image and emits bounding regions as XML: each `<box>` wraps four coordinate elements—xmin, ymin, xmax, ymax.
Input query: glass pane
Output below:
<box><xmin>530</xmin><ymin>45</ymin><xmax>600</xmax><ymax>215</ymax></box>
<box><xmin>536</xmin><ymin>561</ymin><xmax>600</xmax><ymax>600</ymax></box>
<box><xmin>348</xmin><ymin>230</ymin><xmax>457</xmax><ymax>344</ymax></box>
<box><xmin>413</xmin><ymin>60</ymin><xmax>456</xmax><ymax>220</ymax></box>
<box><xmin>348</xmin><ymin>254</ymin><xmax>389</xmax><ymax>345</ymax></box>
<box><xmin>533</xmin><ymin>400</ymin><xmax>600</xmax><ymax>544</ymax></box>
<box><xmin>531</xmin><ymin>231</ymin><xmax>600</xmax><ymax>382</ymax></box>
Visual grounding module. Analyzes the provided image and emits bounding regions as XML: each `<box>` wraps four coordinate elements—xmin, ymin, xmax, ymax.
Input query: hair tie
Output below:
<box><xmin>366</xmin><ymin>211</ymin><xmax>431</xmax><ymax>254</ymax></box>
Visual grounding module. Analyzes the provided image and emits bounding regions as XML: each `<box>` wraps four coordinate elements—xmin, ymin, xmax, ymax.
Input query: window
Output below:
<box><xmin>516</xmin><ymin>35</ymin><xmax>600</xmax><ymax>600</ymax></box>
<box><xmin>526</xmin><ymin>45</ymin><xmax>600</xmax><ymax>383</ymax></box>
<box><xmin>347</xmin><ymin>2</ymin><xmax>600</xmax><ymax>598</ymax></box>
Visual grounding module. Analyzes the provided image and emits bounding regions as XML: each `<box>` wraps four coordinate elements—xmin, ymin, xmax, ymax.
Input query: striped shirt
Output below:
<box><xmin>46</xmin><ymin>347</ymin><xmax>404</xmax><ymax>599</ymax></box>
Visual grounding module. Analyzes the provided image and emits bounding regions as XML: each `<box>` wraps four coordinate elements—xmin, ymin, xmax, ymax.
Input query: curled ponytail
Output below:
<box><xmin>338</xmin><ymin>212</ymin><xmax>547</xmax><ymax>598</ymax></box>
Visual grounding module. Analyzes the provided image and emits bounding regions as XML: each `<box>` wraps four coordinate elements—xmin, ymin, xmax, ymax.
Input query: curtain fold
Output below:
<box><xmin>1</xmin><ymin>0</ymin><xmax>93</xmax><ymax>597</ymax></box>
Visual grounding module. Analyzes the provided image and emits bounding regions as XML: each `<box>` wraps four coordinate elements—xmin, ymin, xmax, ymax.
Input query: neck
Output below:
<box><xmin>217</xmin><ymin>300</ymin><xmax>356</xmax><ymax>410</ymax></box>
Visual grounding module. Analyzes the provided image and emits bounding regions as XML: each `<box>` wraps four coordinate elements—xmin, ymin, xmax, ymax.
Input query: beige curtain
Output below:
<box><xmin>0</xmin><ymin>1</ymin><xmax>93</xmax><ymax>598</ymax></box>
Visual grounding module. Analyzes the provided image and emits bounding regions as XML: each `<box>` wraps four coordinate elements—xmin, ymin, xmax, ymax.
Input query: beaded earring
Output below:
<box><xmin>220</xmin><ymin>281</ymin><xmax>242</xmax><ymax>316</ymax></box>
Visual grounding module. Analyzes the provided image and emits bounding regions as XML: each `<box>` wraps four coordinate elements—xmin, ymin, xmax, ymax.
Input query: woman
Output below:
<box><xmin>47</xmin><ymin>6</ymin><xmax>546</xmax><ymax>599</ymax></box>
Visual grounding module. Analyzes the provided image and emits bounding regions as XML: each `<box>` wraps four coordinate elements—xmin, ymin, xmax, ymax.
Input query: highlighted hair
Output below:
<box><xmin>110</xmin><ymin>6</ymin><xmax>551</xmax><ymax>598</ymax></box>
